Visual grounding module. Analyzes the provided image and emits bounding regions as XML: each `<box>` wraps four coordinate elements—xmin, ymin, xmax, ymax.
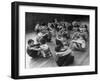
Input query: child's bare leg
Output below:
<box><xmin>41</xmin><ymin>50</ymin><xmax>46</xmax><ymax>57</ymax></box>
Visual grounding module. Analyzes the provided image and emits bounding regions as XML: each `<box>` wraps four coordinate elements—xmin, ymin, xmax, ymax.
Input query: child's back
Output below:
<box><xmin>27</xmin><ymin>39</ymin><xmax>41</xmax><ymax>58</ymax></box>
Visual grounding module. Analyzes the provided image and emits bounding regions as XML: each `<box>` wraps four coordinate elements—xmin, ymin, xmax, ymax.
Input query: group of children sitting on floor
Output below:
<box><xmin>27</xmin><ymin>19</ymin><xmax>89</xmax><ymax>66</ymax></box>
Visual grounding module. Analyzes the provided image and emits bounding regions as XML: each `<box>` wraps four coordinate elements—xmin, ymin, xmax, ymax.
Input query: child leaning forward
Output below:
<box><xmin>55</xmin><ymin>46</ymin><xmax>74</xmax><ymax>66</ymax></box>
<box><xmin>27</xmin><ymin>39</ymin><xmax>41</xmax><ymax>58</ymax></box>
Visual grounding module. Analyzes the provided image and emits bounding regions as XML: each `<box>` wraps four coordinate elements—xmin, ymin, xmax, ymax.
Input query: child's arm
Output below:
<box><xmin>56</xmin><ymin>48</ymin><xmax>72</xmax><ymax>56</ymax></box>
<box><xmin>41</xmin><ymin>50</ymin><xmax>46</xmax><ymax>57</ymax></box>
<box><xmin>29</xmin><ymin>47</ymin><xmax>41</xmax><ymax>51</ymax></box>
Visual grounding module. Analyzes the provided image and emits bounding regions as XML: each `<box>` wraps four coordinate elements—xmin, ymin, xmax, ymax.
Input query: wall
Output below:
<box><xmin>0</xmin><ymin>0</ymin><xmax>99</xmax><ymax>81</ymax></box>
<box><xmin>25</xmin><ymin>12</ymin><xmax>89</xmax><ymax>33</ymax></box>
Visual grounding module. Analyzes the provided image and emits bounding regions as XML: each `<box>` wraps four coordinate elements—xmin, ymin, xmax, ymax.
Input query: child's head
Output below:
<box><xmin>28</xmin><ymin>39</ymin><xmax>34</xmax><ymax>46</ymax></box>
<box><xmin>73</xmin><ymin>26</ymin><xmax>79</xmax><ymax>32</ymax></box>
<box><xmin>80</xmin><ymin>24</ymin><xmax>87</xmax><ymax>33</ymax></box>
<box><xmin>40</xmin><ymin>38</ymin><xmax>46</xmax><ymax>44</ymax></box>
<box><xmin>73</xmin><ymin>35</ymin><xmax>79</xmax><ymax>40</ymax></box>
<box><xmin>57</xmin><ymin>34</ymin><xmax>62</xmax><ymax>39</ymax></box>
<box><xmin>72</xmin><ymin>21</ymin><xmax>80</xmax><ymax>32</ymax></box>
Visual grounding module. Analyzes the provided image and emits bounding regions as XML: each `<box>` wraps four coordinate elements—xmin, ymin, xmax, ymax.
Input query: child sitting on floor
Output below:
<box><xmin>55</xmin><ymin>34</ymin><xmax>74</xmax><ymax>66</ymax></box>
<box><xmin>27</xmin><ymin>39</ymin><xmax>41</xmax><ymax>58</ymax></box>
<box><xmin>71</xmin><ymin>35</ymin><xmax>86</xmax><ymax>50</ymax></box>
<box><xmin>55</xmin><ymin>45</ymin><xmax>74</xmax><ymax>66</ymax></box>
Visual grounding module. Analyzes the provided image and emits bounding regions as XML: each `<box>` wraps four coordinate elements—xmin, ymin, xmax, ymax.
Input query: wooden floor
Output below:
<box><xmin>25</xmin><ymin>33</ymin><xmax>89</xmax><ymax>69</ymax></box>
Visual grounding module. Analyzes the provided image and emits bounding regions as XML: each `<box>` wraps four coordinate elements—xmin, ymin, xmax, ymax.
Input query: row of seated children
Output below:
<box><xmin>51</xmin><ymin>22</ymin><xmax>88</xmax><ymax>50</ymax></box>
<box><xmin>48</xmin><ymin>19</ymin><xmax>88</xmax><ymax>49</ymax></box>
<box><xmin>54</xmin><ymin>20</ymin><xmax>88</xmax><ymax>50</ymax></box>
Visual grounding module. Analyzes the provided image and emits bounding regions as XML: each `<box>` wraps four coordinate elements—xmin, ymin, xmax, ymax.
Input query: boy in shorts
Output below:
<box><xmin>27</xmin><ymin>39</ymin><xmax>41</xmax><ymax>58</ymax></box>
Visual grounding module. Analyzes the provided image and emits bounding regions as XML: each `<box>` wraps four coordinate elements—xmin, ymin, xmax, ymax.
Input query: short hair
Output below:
<box><xmin>72</xmin><ymin>21</ymin><xmax>80</xmax><ymax>27</ymax></box>
<box><xmin>67</xmin><ymin>24</ymin><xmax>73</xmax><ymax>31</ymax></box>
<box><xmin>40</xmin><ymin>38</ymin><xmax>46</xmax><ymax>44</ymax></box>
<box><xmin>28</xmin><ymin>39</ymin><xmax>34</xmax><ymax>45</ymax></box>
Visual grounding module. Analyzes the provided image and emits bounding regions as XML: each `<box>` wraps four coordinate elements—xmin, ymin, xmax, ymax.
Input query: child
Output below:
<box><xmin>79</xmin><ymin>24</ymin><xmax>89</xmax><ymax>42</ymax></box>
<box><xmin>55</xmin><ymin>34</ymin><xmax>74</xmax><ymax>66</ymax></box>
<box><xmin>27</xmin><ymin>39</ymin><xmax>41</xmax><ymax>58</ymax></box>
<box><xmin>42</xmin><ymin>29</ymin><xmax>52</xmax><ymax>42</ymax></box>
<box><xmin>55</xmin><ymin>45</ymin><xmax>74</xmax><ymax>66</ymax></box>
<box><xmin>62</xmin><ymin>32</ymin><xmax>71</xmax><ymax>47</ymax></box>
<box><xmin>40</xmin><ymin>39</ymin><xmax>52</xmax><ymax>58</ymax></box>
<box><xmin>71</xmin><ymin>35</ymin><xmax>86</xmax><ymax>50</ymax></box>
<box><xmin>55</xmin><ymin>34</ymin><xmax>64</xmax><ymax>52</ymax></box>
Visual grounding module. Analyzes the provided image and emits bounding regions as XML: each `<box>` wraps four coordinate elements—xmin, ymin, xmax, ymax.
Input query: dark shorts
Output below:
<box><xmin>56</xmin><ymin>53</ymin><xmax>74</xmax><ymax>66</ymax></box>
<box><xmin>27</xmin><ymin>49</ymin><xmax>39</xmax><ymax>58</ymax></box>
